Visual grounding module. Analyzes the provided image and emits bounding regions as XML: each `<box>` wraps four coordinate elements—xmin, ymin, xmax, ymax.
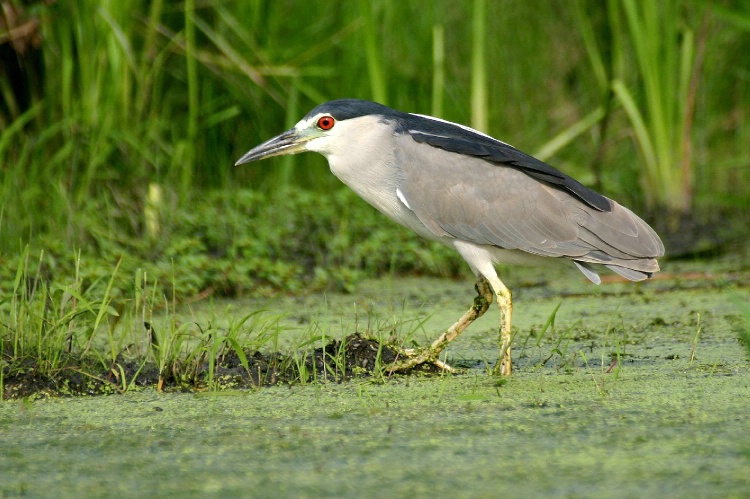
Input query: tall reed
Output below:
<box><xmin>612</xmin><ymin>0</ymin><xmax>697</xmax><ymax>214</ymax></box>
<box><xmin>470</xmin><ymin>0</ymin><xmax>488</xmax><ymax>132</ymax></box>
<box><xmin>0</xmin><ymin>0</ymin><xmax>747</xmax><ymax>258</ymax></box>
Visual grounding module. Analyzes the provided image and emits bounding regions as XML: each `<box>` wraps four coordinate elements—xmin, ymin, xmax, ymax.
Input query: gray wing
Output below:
<box><xmin>394</xmin><ymin>136</ymin><xmax>664</xmax><ymax>278</ymax></box>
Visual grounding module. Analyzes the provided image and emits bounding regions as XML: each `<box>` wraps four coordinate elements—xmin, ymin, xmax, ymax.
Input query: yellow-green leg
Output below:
<box><xmin>387</xmin><ymin>277</ymin><xmax>494</xmax><ymax>373</ymax></box>
<box><xmin>492</xmin><ymin>283</ymin><xmax>513</xmax><ymax>376</ymax></box>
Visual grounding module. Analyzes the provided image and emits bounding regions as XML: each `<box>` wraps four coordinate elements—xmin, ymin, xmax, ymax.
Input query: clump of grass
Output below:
<box><xmin>1</xmin><ymin>244</ymin><xmax>437</xmax><ymax>399</ymax></box>
<box><xmin>612</xmin><ymin>0</ymin><xmax>700</xmax><ymax>215</ymax></box>
<box><xmin>284</xmin><ymin>302</ymin><xmax>430</xmax><ymax>386</ymax></box>
<box><xmin>731</xmin><ymin>294</ymin><xmax>750</xmax><ymax>358</ymax></box>
<box><xmin>0</xmin><ymin>250</ymin><xmax>290</xmax><ymax>398</ymax></box>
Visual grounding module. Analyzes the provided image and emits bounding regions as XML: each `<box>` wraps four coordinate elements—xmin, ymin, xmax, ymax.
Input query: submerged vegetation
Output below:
<box><xmin>1</xmin><ymin>1</ymin><xmax>750</xmax><ymax>397</ymax></box>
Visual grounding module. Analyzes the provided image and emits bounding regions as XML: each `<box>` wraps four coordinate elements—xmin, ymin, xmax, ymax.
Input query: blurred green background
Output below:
<box><xmin>1</xmin><ymin>0</ymin><xmax>749</xmax><ymax>298</ymax></box>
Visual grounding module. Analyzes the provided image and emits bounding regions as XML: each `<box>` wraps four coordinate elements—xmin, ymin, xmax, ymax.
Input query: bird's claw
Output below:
<box><xmin>385</xmin><ymin>347</ymin><xmax>459</xmax><ymax>374</ymax></box>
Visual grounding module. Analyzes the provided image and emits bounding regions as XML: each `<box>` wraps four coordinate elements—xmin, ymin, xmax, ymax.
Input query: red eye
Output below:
<box><xmin>317</xmin><ymin>115</ymin><xmax>335</xmax><ymax>130</ymax></box>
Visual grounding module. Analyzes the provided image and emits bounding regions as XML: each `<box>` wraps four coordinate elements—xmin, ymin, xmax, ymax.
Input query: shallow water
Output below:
<box><xmin>2</xmin><ymin>256</ymin><xmax>749</xmax><ymax>498</ymax></box>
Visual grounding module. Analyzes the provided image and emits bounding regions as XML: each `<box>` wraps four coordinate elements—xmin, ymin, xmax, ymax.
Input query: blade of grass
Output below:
<box><xmin>431</xmin><ymin>24</ymin><xmax>445</xmax><ymax>118</ymax></box>
<box><xmin>470</xmin><ymin>0</ymin><xmax>488</xmax><ymax>132</ymax></box>
<box><xmin>361</xmin><ymin>1</ymin><xmax>387</xmax><ymax>104</ymax></box>
<box><xmin>83</xmin><ymin>258</ymin><xmax>123</xmax><ymax>355</ymax></box>
<box><xmin>533</xmin><ymin>107</ymin><xmax>606</xmax><ymax>161</ymax></box>
<box><xmin>183</xmin><ymin>0</ymin><xmax>199</xmax><ymax>196</ymax></box>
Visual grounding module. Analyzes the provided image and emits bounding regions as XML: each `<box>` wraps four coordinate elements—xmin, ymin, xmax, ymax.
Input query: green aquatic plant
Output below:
<box><xmin>612</xmin><ymin>0</ymin><xmax>700</xmax><ymax>214</ymax></box>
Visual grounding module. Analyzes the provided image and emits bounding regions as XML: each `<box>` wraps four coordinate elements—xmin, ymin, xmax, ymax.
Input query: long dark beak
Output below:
<box><xmin>235</xmin><ymin>128</ymin><xmax>310</xmax><ymax>165</ymax></box>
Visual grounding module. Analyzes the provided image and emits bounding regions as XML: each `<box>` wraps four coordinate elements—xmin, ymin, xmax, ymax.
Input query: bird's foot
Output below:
<box><xmin>492</xmin><ymin>354</ymin><xmax>511</xmax><ymax>376</ymax></box>
<box><xmin>384</xmin><ymin>277</ymin><xmax>495</xmax><ymax>375</ymax></box>
<box><xmin>386</xmin><ymin>347</ymin><xmax>459</xmax><ymax>374</ymax></box>
<box><xmin>492</xmin><ymin>330</ymin><xmax>513</xmax><ymax>376</ymax></box>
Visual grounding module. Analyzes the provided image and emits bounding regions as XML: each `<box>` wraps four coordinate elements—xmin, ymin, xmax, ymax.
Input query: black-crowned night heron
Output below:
<box><xmin>236</xmin><ymin>99</ymin><xmax>664</xmax><ymax>375</ymax></box>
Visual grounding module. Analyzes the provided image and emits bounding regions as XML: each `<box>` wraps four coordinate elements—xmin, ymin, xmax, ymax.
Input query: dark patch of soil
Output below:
<box><xmin>1</xmin><ymin>334</ymin><xmax>432</xmax><ymax>400</ymax></box>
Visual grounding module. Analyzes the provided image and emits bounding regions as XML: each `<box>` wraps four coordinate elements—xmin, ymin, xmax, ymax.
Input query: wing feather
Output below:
<box><xmin>395</xmin><ymin>136</ymin><xmax>664</xmax><ymax>276</ymax></box>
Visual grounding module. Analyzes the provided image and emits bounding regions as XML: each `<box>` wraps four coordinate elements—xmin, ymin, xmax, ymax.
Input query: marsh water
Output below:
<box><xmin>2</xmin><ymin>255</ymin><xmax>749</xmax><ymax>497</ymax></box>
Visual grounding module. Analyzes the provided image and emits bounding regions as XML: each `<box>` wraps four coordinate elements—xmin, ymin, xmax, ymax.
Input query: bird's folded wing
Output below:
<box><xmin>394</xmin><ymin>136</ymin><xmax>664</xmax><ymax>268</ymax></box>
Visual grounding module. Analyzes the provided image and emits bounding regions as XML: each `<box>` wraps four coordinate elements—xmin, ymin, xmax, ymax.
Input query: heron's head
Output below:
<box><xmin>235</xmin><ymin>99</ymin><xmax>396</xmax><ymax>165</ymax></box>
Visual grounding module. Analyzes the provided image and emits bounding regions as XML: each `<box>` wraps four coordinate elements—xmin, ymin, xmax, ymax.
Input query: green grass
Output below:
<box><xmin>0</xmin><ymin>237</ymin><xmax>297</xmax><ymax>397</ymax></box>
<box><xmin>2</xmin><ymin>1</ymin><xmax>749</xmax><ymax>252</ymax></box>
<box><xmin>0</xmin><ymin>217</ymin><xmax>458</xmax><ymax>398</ymax></box>
<box><xmin>0</xmin><ymin>188</ymin><xmax>464</xmax><ymax>300</ymax></box>
<box><xmin>2</xmin><ymin>1</ymin><xmax>750</xmax><ymax>396</ymax></box>
<box><xmin>5</xmin><ymin>240</ymin><xmax>747</xmax><ymax>401</ymax></box>
<box><xmin>0</xmin><ymin>184</ymin><xmax>470</xmax><ymax>399</ymax></box>
<box><xmin>612</xmin><ymin>0</ymin><xmax>698</xmax><ymax>214</ymax></box>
